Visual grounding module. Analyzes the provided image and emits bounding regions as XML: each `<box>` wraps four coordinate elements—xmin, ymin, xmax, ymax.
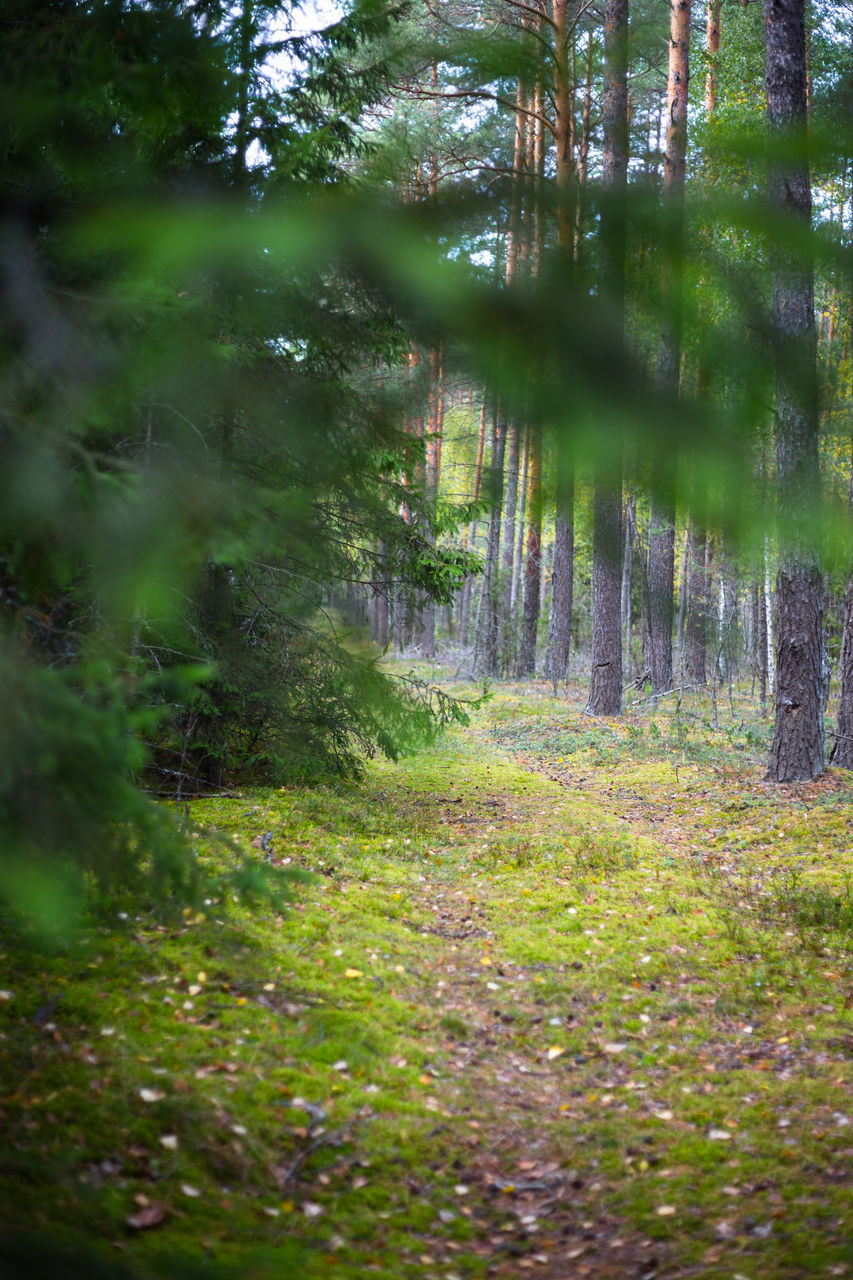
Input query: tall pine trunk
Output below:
<box><xmin>765</xmin><ymin>0</ymin><xmax>825</xmax><ymax>781</ymax></box>
<box><xmin>474</xmin><ymin>405</ymin><xmax>506</xmax><ymax>677</ymax></box>
<box><xmin>588</xmin><ymin>0</ymin><xmax>628</xmax><ymax>716</ymax></box>
<box><xmin>459</xmin><ymin>395</ymin><xmax>488</xmax><ymax>645</ymax></box>
<box><xmin>417</xmin><ymin>345</ymin><xmax>444</xmax><ymax>658</ymax></box>
<box><xmin>544</xmin><ymin>442</ymin><xmax>574</xmax><ymax>684</ymax></box>
<box><xmin>518</xmin><ymin>422</ymin><xmax>543</xmax><ymax>675</ymax></box>
<box><xmin>684</xmin><ymin>522</ymin><xmax>707</xmax><ymax>683</ymax></box>
<box><xmin>649</xmin><ymin>0</ymin><xmax>691</xmax><ymax>696</ymax></box>
<box><xmin>831</xmin><ymin>440</ymin><xmax>853</xmax><ymax>767</ymax></box>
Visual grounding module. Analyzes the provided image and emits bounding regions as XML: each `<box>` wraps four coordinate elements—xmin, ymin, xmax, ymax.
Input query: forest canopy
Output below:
<box><xmin>2</xmin><ymin>0</ymin><xmax>853</xmax><ymax>931</ymax></box>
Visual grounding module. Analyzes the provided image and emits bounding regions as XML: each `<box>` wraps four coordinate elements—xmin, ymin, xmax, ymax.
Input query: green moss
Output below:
<box><xmin>2</xmin><ymin>673</ymin><xmax>853</xmax><ymax>1277</ymax></box>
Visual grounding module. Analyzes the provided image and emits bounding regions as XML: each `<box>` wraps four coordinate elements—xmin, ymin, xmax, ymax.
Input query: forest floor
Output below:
<box><xmin>3</xmin><ymin>665</ymin><xmax>853</xmax><ymax>1280</ymax></box>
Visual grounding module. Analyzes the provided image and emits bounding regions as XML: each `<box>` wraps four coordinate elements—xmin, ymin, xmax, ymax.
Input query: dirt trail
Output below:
<box><xmin>387</xmin><ymin>737</ymin><xmax>683</xmax><ymax>1279</ymax></box>
<box><xmin>401</xmin><ymin>884</ymin><xmax>668</xmax><ymax>1279</ymax></box>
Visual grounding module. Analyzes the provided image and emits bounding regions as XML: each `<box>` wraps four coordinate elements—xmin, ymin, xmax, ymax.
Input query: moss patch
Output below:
<box><xmin>2</xmin><ymin>672</ymin><xmax>852</xmax><ymax>1278</ymax></box>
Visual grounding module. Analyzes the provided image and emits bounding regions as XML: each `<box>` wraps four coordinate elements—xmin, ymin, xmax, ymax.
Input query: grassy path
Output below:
<box><xmin>2</xmin><ymin>678</ymin><xmax>853</xmax><ymax>1278</ymax></box>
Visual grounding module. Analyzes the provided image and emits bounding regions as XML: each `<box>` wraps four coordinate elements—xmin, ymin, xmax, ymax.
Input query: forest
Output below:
<box><xmin>1</xmin><ymin>0</ymin><xmax>853</xmax><ymax>1276</ymax></box>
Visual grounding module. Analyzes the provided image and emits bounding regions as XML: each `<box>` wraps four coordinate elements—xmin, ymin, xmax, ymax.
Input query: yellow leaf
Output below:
<box><xmin>344</xmin><ymin>968</ymin><xmax>363</xmax><ymax>979</ymax></box>
<box><xmin>546</xmin><ymin>1046</ymin><xmax>565</xmax><ymax>1061</ymax></box>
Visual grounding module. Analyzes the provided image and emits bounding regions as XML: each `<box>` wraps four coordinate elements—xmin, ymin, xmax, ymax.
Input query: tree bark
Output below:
<box><xmin>705</xmin><ymin>0</ymin><xmax>720</xmax><ymax>115</ymax></box>
<box><xmin>588</xmin><ymin>479</ymin><xmax>623</xmax><ymax>713</ymax></box>
<box><xmin>831</xmin><ymin>442</ymin><xmax>853</xmax><ymax>767</ymax></box>
<box><xmin>649</xmin><ymin>0</ymin><xmax>691</xmax><ymax>696</ymax></box>
<box><xmin>417</xmin><ymin>345</ymin><xmax>443</xmax><ymax>658</ymax></box>
<box><xmin>512</xmin><ymin>428</ymin><xmax>529</xmax><ymax>618</ymax></box>
<box><xmin>501</xmin><ymin>420</ymin><xmax>521</xmax><ymax>622</ymax></box>
<box><xmin>587</xmin><ymin>0</ymin><xmax>628</xmax><ymax>716</ymax></box>
<box><xmin>474</xmin><ymin>404</ymin><xmax>506</xmax><ymax>677</ymax></box>
<box><xmin>459</xmin><ymin>395</ymin><xmax>488</xmax><ymax>645</ymax></box>
<box><xmin>544</xmin><ymin>445</ymin><xmax>574</xmax><ymax>684</ymax></box>
<box><xmin>518</xmin><ymin>423</ymin><xmax>543</xmax><ymax>675</ymax></box>
<box><xmin>765</xmin><ymin>0</ymin><xmax>825</xmax><ymax>781</ymax></box>
<box><xmin>621</xmin><ymin>492</ymin><xmax>635</xmax><ymax>675</ymax></box>
<box><xmin>552</xmin><ymin>0</ymin><xmax>574</xmax><ymax>251</ymax></box>
<box><xmin>684</xmin><ymin>522</ymin><xmax>707</xmax><ymax>683</ymax></box>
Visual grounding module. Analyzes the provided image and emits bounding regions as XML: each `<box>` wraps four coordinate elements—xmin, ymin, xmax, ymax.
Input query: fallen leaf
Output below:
<box><xmin>344</xmin><ymin>969</ymin><xmax>363</xmax><ymax>979</ymax></box>
<box><xmin>303</xmin><ymin>1202</ymin><xmax>323</xmax><ymax>1217</ymax></box>
<box><xmin>656</xmin><ymin>1205</ymin><xmax>676</xmax><ymax>1217</ymax></box>
<box><xmin>159</xmin><ymin>1134</ymin><xmax>178</xmax><ymax>1150</ymax></box>
<box><xmin>126</xmin><ymin>1204</ymin><xmax>166</xmax><ymax>1230</ymax></box>
<box><xmin>709</xmin><ymin>1129</ymin><xmax>732</xmax><ymax>1141</ymax></box>
<box><xmin>181</xmin><ymin>1184</ymin><xmax>201</xmax><ymax>1198</ymax></box>
<box><xmin>546</xmin><ymin>1046</ymin><xmax>565</xmax><ymax>1061</ymax></box>
<box><xmin>603</xmin><ymin>1043</ymin><xmax>627</xmax><ymax>1054</ymax></box>
<box><xmin>138</xmin><ymin>1088</ymin><xmax>165</xmax><ymax>1103</ymax></box>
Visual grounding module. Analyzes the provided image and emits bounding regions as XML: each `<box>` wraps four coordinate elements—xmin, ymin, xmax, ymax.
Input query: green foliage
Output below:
<box><xmin>0</xmin><ymin>0</ymin><xmax>484</xmax><ymax>923</ymax></box>
<box><xmin>0</xmin><ymin>644</ymin><xmax>197</xmax><ymax>936</ymax></box>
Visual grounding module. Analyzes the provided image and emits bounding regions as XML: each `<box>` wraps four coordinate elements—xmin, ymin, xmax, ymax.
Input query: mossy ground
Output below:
<box><xmin>2</xmin><ymin>668</ymin><xmax>853</xmax><ymax>1278</ymax></box>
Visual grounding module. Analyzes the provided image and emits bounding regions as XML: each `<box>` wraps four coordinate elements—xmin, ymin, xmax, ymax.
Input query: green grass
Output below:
<box><xmin>2</xmin><ymin>671</ymin><xmax>853</xmax><ymax>1277</ymax></box>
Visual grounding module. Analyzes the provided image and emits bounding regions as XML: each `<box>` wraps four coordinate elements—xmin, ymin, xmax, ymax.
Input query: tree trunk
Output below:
<box><xmin>758</xmin><ymin>572</ymin><xmax>769</xmax><ymax>709</ymax></box>
<box><xmin>518</xmin><ymin>423</ymin><xmax>543</xmax><ymax>676</ymax></box>
<box><xmin>512</xmin><ymin>428</ymin><xmax>529</xmax><ymax>616</ymax></box>
<box><xmin>765</xmin><ymin>0</ymin><xmax>825</xmax><ymax>781</ymax></box>
<box><xmin>684</xmin><ymin>522</ymin><xmax>707</xmax><ymax>683</ymax></box>
<box><xmin>575</xmin><ymin>33</ymin><xmax>594</xmax><ymax>262</ymax></box>
<box><xmin>588</xmin><ymin>479</ymin><xmax>623</xmax><ymax>714</ymax></box>
<box><xmin>649</xmin><ymin>0</ymin><xmax>691</xmax><ymax>696</ymax></box>
<box><xmin>417</xmin><ymin>345</ymin><xmax>443</xmax><ymax>658</ymax></box>
<box><xmin>501</xmin><ymin>420</ymin><xmax>521</xmax><ymax>626</ymax></box>
<box><xmin>621</xmin><ymin>493</ymin><xmax>634</xmax><ymax>676</ymax></box>
<box><xmin>544</xmin><ymin>446</ymin><xmax>574</xmax><ymax>684</ymax></box>
<box><xmin>588</xmin><ymin>0</ymin><xmax>628</xmax><ymax>716</ymax></box>
<box><xmin>552</xmin><ymin>0</ymin><xmax>574</xmax><ymax>251</ymax></box>
<box><xmin>831</xmin><ymin>441</ymin><xmax>853</xmax><ymax>767</ymax></box>
<box><xmin>674</xmin><ymin>523</ymin><xmax>690</xmax><ymax>680</ymax></box>
<box><xmin>474</xmin><ymin>405</ymin><xmax>506</xmax><ymax>677</ymax></box>
<box><xmin>459</xmin><ymin>395</ymin><xmax>489</xmax><ymax>645</ymax></box>
<box><xmin>648</xmin><ymin>480</ymin><xmax>675</xmax><ymax>693</ymax></box>
<box><xmin>705</xmin><ymin>0</ymin><xmax>720</xmax><ymax>114</ymax></box>
<box><xmin>374</xmin><ymin>538</ymin><xmax>390</xmax><ymax>648</ymax></box>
